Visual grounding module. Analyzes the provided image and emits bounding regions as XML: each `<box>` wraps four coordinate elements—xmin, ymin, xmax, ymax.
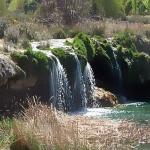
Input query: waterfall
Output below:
<box><xmin>49</xmin><ymin>55</ymin><xmax>72</xmax><ymax>110</ymax></box>
<box><xmin>31</xmin><ymin>45</ymin><xmax>71</xmax><ymax>110</ymax></box>
<box><xmin>31</xmin><ymin>40</ymin><xmax>96</xmax><ymax>111</ymax></box>
<box><xmin>83</xmin><ymin>62</ymin><xmax>96</xmax><ymax>107</ymax></box>
<box><xmin>70</xmin><ymin>53</ymin><xmax>87</xmax><ymax>110</ymax></box>
<box><xmin>70</xmin><ymin>52</ymin><xmax>96</xmax><ymax>110</ymax></box>
<box><xmin>110</xmin><ymin>46</ymin><xmax>122</xmax><ymax>91</ymax></box>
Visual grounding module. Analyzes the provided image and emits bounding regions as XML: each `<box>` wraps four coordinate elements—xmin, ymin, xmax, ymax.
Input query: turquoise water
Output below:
<box><xmin>77</xmin><ymin>102</ymin><xmax>150</xmax><ymax>123</ymax></box>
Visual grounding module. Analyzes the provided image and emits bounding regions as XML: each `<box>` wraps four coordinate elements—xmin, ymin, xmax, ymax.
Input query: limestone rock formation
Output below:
<box><xmin>93</xmin><ymin>87</ymin><xmax>118</xmax><ymax>107</ymax></box>
<box><xmin>0</xmin><ymin>53</ymin><xmax>25</xmax><ymax>87</ymax></box>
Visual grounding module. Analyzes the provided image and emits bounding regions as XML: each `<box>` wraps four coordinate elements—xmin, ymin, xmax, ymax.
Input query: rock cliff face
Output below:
<box><xmin>0</xmin><ymin>54</ymin><xmax>25</xmax><ymax>87</ymax></box>
<box><xmin>0</xmin><ymin>51</ymin><xmax>50</xmax><ymax>116</ymax></box>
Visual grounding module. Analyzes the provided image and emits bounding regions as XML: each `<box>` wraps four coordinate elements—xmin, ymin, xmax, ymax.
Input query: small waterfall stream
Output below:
<box><xmin>83</xmin><ymin>62</ymin><xmax>96</xmax><ymax>106</ymax></box>
<box><xmin>49</xmin><ymin>55</ymin><xmax>71</xmax><ymax>110</ymax></box>
<box><xmin>110</xmin><ymin>46</ymin><xmax>123</xmax><ymax>91</ymax></box>
<box><xmin>31</xmin><ymin>42</ymin><xmax>71</xmax><ymax>110</ymax></box>
<box><xmin>70</xmin><ymin>52</ymin><xmax>96</xmax><ymax>110</ymax></box>
<box><xmin>70</xmin><ymin>52</ymin><xmax>87</xmax><ymax>110</ymax></box>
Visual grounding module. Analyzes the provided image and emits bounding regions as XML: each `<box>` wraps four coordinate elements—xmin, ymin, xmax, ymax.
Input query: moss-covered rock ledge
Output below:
<box><xmin>72</xmin><ymin>32</ymin><xmax>150</xmax><ymax>100</ymax></box>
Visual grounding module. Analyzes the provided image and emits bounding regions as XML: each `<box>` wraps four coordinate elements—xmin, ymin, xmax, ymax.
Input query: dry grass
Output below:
<box><xmin>8</xmin><ymin>98</ymin><xmax>150</xmax><ymax>150</ymax></box>
<box><xmin>72</xmin><ymin>19</ymin><xmax>150</xmax><ymax>38</ymax></box>
<box><xmin>12</xmin><ymin>99</ymin><xmax>88</xmax><ymax>150</ymax></box>
<box><xmin>104</xmin><ymin>19</ymin><xmax>150</xmax><ymax>37</ymax></box>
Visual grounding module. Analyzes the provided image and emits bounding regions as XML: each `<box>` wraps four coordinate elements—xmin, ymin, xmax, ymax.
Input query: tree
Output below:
<box><xmin>8</xmin><ymin>0</ymin><xmax>25</xmax><ymax>12</ymax></box>
<box><xmin>97</xmin><ymin>0</ymin><xmax>123</xmax><ymax>18</ymax></box>
<box><xmin>0</xmin><ymin>0</ymin><xmax>7</xmax><ymax>15</ymax></box>
<box><xmin>132</xmin><ymin>0</ymin><xmax>137</xmax><ymax>14</ymax></box>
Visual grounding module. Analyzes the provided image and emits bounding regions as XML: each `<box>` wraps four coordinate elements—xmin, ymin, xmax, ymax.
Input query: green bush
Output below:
<box><xmin>11</xmin><ymin>51</ymin><xmax>29</xmax><ymax>67</ymax></box>
<box><xmin>4</xmin><ymin>26</ymin><xmax>20</xmax><ymax>43</ymax></box>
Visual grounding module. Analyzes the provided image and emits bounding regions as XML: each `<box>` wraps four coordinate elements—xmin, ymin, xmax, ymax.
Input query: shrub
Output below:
<box><xmin>71</xmin><ymin>20</ymin><xmax>106</xmax><ymax>37</ymax></box>
<box><xmin>19</xmin><ymin>23</ymin><xmax>37</xmax><ymax>41</ymax></box>
<box><xmin>21</xmin><ymin>39</ymin><xmax>31</xmax><ymax>49</ymax></box>
<box><xmin>0</xmin><ymin>18</ymin><xmax>7</xmax><ymax>38</ymax></box>
<box><xmin>4</xmin><ymin>26</ymin><xmax>20</xmax><ymax>43</ymax></box>
<box><xmin>52</xmin><ymin>28</ymin><xmax>67</xmax><ymax>39</ymax></box>
<box><xmin>67</xmin><ymin>29</ymin><xmax>80</xmax><ymax>38</ymax></box>
<box><xmin>25</xmin><ymin>27</ymin><xmax>37</xmax><ymax>41</ymax></box>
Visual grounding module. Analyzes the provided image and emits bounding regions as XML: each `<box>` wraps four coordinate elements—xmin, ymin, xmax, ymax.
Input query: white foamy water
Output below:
<box><xmin>83</xmin><ymin>62</ymin><xmax>96</xmax><ymax>105</ymax></box>
<box><xmin>31</xmin><ymin>38</ymin><xmax>72</xmax><ymax>50</ymax></box>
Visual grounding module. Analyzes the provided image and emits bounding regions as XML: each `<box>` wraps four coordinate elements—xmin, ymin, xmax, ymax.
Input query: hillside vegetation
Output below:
<box><xmin>0</xmin><ymin>0</ymin><xmax>150</xmax><ymax>24</ymax></box>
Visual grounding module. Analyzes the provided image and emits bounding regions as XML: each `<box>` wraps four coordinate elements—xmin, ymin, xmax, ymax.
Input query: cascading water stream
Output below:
<box><xmin>83</xmin><ymin>62</ymin><xmax>96</xmax><ymax>106</ymax></box>
<box><xmin>49</xmin><ymin>55</ymin><xmax>72</xmax><ymax>110</ymax></box>
<box><xmin>110</xmin><ymin>46</ymin><xmax>123</xmax><ymax>91</ymax></box>
<box><xmin>70</xmin><ymin>52</ymin><xmax>87</xmax><ymax>110</ymax></box>
<box><xmin>70</xmin><ymin>52</ymin><xmax>96</xmax><ymax>109</ymax></box>
<box><xmin>31</xmin><ymin>42</ymin><xmax>71</xmax><ymax>110</ymax></box>
<box><xmin>110</xmin><ymin>46</ymin><xmax>128</xmax><ymax>103</ymax></box>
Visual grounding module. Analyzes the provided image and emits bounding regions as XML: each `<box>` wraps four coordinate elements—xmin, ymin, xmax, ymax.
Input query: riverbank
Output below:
<box><xmin>1</xmin><ymin>101</ymin><xmax>150</xmax><ymax>150</ymax></box>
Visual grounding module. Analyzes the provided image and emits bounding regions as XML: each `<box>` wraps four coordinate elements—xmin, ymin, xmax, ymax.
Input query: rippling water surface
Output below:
<box><xmin>76</xmin><ymin>102</ymin><xmax>150</xmax><ymax>123</ymax></box>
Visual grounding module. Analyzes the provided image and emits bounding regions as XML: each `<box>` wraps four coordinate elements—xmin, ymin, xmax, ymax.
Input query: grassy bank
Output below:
<box><xmin>0</xmin><ymin>98</ymin><xmax>150</xmax><ymax>150</ymax></box>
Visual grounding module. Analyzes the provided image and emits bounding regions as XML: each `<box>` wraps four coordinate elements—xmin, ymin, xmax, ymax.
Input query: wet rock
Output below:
<box><xmin>93</xmin><ymin>87</ymin><xmax>118</xmax><ymax>107</ymax></box>
<box><xmin>9</xmin><ymin>75</ymin><xmax>38</xmax><ymax>90</ymax></box>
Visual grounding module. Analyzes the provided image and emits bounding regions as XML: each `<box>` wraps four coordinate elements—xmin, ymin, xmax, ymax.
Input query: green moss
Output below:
<box><xmin>11</xmin><ymin>49</ymin><xmax>50</xmax><ymax>74</ymax></box>
<box><xmin>50</xmin><ymin>47</ymin><xmax>87</xmax><ymax>87</ymax></box>
<box><xmin>113</xmin><ymin>31</ymin><xmax>136</xmax><ymax>50</ymax></box>
<box><xmin>51</xmin><ymin>48</ymin><xmax>70</xmax><ymax>59</ymax></box>
<box><xmin>116</xmin><ymin>46</ymin><xmax>150</xmax><ymax>88</ymax></box>
<box><xmin>94</xmin><ymin>42</ymin><xmax>110</xmax><ymax>61</ymax></box>
<box><xmin>51</xmin><ymin>48</ymin><xmax>87</xmax><ymax>71</ymax></box>
<box><xmin>73</xmin><ymin>33</ymin><xmax>95</xmax><ymax>62</ymax></box>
